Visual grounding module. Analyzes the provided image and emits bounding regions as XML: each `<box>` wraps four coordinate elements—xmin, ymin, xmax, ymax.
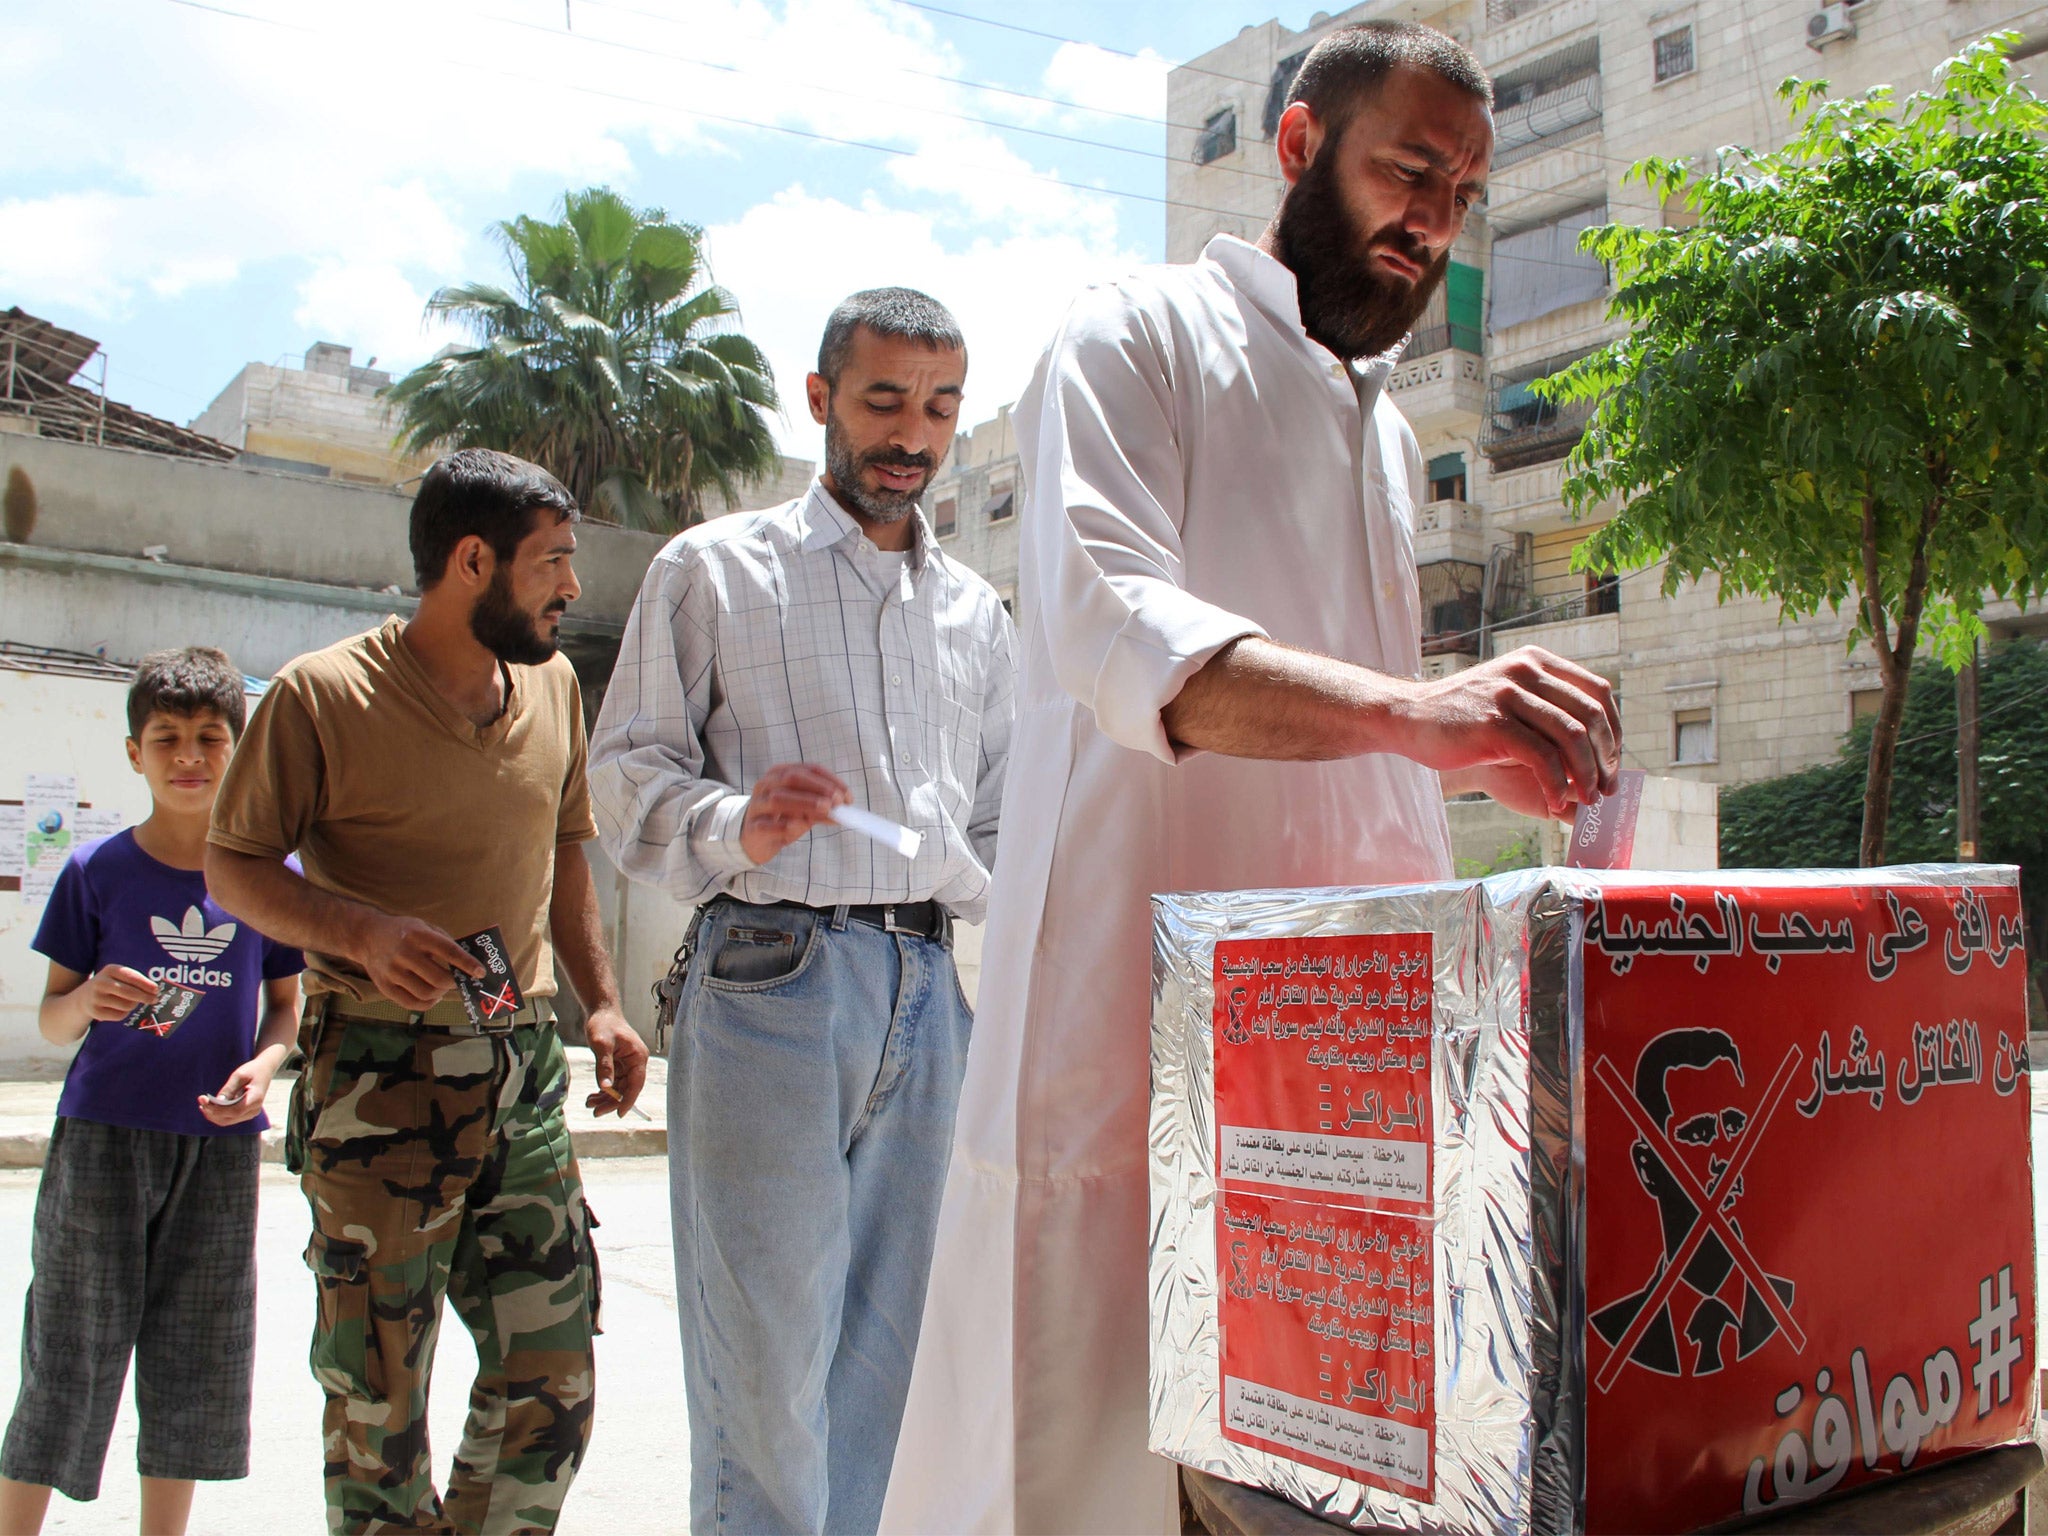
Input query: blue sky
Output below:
<box><xmin>3</xmin><ymin>0</ymin><xmax>1331</xmax><ymax>460</ymax></box>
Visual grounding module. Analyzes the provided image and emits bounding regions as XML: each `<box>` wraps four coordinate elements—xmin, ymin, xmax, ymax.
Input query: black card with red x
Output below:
<box><xmin>124</xmin><ymin>982</ymin><xmax>204</xmax><ymax>1037</ymax></box>
<box><xmin>452</xmin><ymin>927</ymin><xmax>524</xmax><ymax>1025</ymax></box>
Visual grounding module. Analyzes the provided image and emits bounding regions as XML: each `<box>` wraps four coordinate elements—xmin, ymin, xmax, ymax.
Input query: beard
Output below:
<box><xmin>823</xmin><ymin>407</ymin><xmax>937</xmax><ymax>524</ymax></box>
<box><xmin>1275</xmin><ymin>142</ymin><xmax>1451</xmax><ymax>362</ymax></box>
<box><xmin>470</xmin><ymin>566</ymin><xmax>565</xmax><ymax>666</ymax></box>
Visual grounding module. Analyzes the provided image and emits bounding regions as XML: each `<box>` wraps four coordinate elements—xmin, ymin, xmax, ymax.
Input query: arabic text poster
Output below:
<box><xmin>1213</xmin><ymin>934</ymin><xmax>1436</xmax><ymax>1496</ymax></box>
<box><xmin>1581</xmin><ymin>883</ymin><xmax>2035</xmax><ymax>1533</ymax></box>
<box><xmin>1218</xmin><ymin>1190</ymin><xmax>1435</xmax><ymax>1496</ymax></box>
<box><xmin>1213</xmin><ymin>934</ymin><xmax>1433</xmax><ymax>1209</ymax></box>
<box><xmin>21</xmin><ymin>774</ymin><xmax>77</xmax><ymax>906</ymax></box>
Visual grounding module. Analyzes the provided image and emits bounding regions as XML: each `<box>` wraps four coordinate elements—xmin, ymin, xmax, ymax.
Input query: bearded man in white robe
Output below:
<box><xmin>884</xmin><ymin>20</ymin><xmax>1623</xmax><ymax>1534</ymax></box>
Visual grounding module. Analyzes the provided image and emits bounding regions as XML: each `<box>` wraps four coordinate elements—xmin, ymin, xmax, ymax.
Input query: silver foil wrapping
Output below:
<box><xmin>1148</xmin><ymin>864</ymin><xmax>2032</xmax><ymax>1536</ymax></box>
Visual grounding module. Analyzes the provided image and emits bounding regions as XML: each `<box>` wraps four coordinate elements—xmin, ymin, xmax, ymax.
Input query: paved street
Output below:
<box><xmin>0</xmin><ymin>1157</ymin><xmax>690</xmax><ymax>1534</ymax></box>
<box><xmin>2</xmin><ymin>1092</ymin><xmax>2045</xmax><ymax>1533</ymax></box>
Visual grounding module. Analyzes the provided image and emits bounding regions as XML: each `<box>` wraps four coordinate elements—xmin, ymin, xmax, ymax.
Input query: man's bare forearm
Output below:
<box><xmin>1162</xmin><ymin>637</ymin><xmax>1408</xmax><ymax>760</ymax></box>
<box><xmin>550</xmin><ymin>842</ymin><xmax>623</xmax><ymax>1013</ymax></box>
<box><xmin>205</xmin><ymin>845</ymin><xmax>379</xmax><ymax>964</ymax></box>
<box><xmin>1160</xmin><ymin>637</ymin><xmax>1622</xmax><ymax>813</ymax></box>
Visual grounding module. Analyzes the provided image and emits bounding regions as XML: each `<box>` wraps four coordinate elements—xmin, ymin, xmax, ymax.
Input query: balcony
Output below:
<box><xmin>1481</xmin><ymin>351</ymin><xmax>1598</xmax><ymax>470</ymax></box>
<box><xmin>1481</xmin><ymin>0</ymin><xmax>1597</xmax><ymax>70</ymax></box>
<box><xmin>1419</xmin><ymin>558</ymin><xmax>1486</xmax><ymax>658</ymax></box>
<box><xmin>1413</xmin><ymin>499</ymin><xmax>1489</xmax><ymax>567</ymax></box>
<box><xmin>1387</xmin><ymin>332</ymin><xmax>1484</xmax><ymax>435</ymax></box>
<box><xmin>1491</xmin><ymin>609</ymin><xmax>1620</xmax><ymax>666</ymax></box>
<box><xmin>1492</xmin><ymin>71</ymin><xmax>1601</xmax><ymax>170</ymax></box>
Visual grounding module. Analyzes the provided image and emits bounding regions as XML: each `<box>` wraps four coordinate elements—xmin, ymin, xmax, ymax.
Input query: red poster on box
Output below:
<box><xmin>1213</xmin><ymin>934</ymin><xmax>1436</xmax><ymax>1497</ymax></box>
<box><xmin>1582</xmin><ymin>883</ymin><xmax>2035</xmax><ymax>1533</ymax></box>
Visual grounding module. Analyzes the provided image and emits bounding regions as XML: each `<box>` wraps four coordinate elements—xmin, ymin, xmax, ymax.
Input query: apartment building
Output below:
<box><xmin>930</xmin><ymin>0</ymin><xmax>2047</xmax><ymax>826</ymax></box>
<box><xmin>1173</xmin><ymin>0</ymin><xmax>2048</xmax><ymax>792</ymax></box>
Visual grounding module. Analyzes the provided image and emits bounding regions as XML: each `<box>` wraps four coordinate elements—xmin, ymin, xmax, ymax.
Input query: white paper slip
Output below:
<box><xmin>830</xmin><ymin>804</ymin><xmax>923</xmax><ymax>860</ymax></box>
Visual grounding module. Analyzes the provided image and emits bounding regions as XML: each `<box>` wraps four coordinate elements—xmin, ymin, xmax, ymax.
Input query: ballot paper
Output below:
<box><xmin>1149</xmin><ymin>864</ymin><xmax>2036</xmax><ymax>1534</ymax></box>
<box><xmin>830</xmin><ymin>804</ymin><xmax>922</xmax><ymax>860</ymax></box>
<box><xmin>1567</xmin><ymin>769</ymin><xmax>1645</xmax><ymax>869</ymax></box>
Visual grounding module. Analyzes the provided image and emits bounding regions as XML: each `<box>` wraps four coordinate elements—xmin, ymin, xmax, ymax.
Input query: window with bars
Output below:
<box><xmin>934</xmin><ymin>497</ymin><xmax>957</xmax><ymax>537</ymax></box>
<box><xmin>1654</xmin><ymin>26</ymin><xmax>1696</xmax><ymax>83</ymax></box>
<box><xmin>1195</xmin><ymin>107</ymin><xmax>1237</xmax><ymax>165</ymax></box>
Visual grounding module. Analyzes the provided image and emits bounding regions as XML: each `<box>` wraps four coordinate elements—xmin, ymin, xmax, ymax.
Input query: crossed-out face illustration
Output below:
<box><xmin>1222</xmin><ymin>986</ymin><xmax>1253</xmax><ymax>1046</ymax></box>
<box><xmin>1592</xmin><ymin>1028</ymin><xmax>1798</xmax><ymax>1380</ymax></box>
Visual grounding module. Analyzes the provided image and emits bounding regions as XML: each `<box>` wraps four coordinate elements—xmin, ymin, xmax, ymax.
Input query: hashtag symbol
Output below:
<box><xmin>1969</xmin><ymin>1265</ymin><xmax>2024</xmax><ymax>1416</ymax></box>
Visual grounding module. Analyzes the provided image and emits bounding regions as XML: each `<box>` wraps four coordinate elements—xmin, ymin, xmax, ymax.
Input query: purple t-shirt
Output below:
<box><xmin>31</xmin><ymin>830</ymin><xmax>303</xmax><ymax>1137</ymax></box>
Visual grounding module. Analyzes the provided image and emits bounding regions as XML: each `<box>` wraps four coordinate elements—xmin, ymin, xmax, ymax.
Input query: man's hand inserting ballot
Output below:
<box><xmin>739</xmin><ymin>762</ymin><xmax>853</xmax><ymax>867</ymax></box>
<box><xmin>1162</xmin><ymin>638</ymin><xmax>1620</xmax><ymax>820</ymax></box>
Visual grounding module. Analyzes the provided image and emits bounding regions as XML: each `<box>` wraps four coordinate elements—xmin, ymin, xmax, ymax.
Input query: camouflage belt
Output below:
<box><xmin>317</xmin><ymin>993</ymin><xmax>555</xmax><ymax>1035</ymax></box>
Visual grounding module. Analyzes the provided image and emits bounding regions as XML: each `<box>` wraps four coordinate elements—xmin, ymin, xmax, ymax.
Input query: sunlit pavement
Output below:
<box><xmin>0</xmin><ymin>1156</ymin><xmax>690</xmax><ymax>1534</ymax></box>
<box><xmin>3</xmin><ymin>1088</ymin><xmax>2046</xmax><ymax>1533</ymax></box>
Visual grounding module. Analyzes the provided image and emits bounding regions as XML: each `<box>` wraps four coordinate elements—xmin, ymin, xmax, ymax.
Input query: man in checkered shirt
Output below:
<box><xmin>588</xmin><ymin>287</ymin><xmax>1015</xmax><ymax>1536</ymax></box>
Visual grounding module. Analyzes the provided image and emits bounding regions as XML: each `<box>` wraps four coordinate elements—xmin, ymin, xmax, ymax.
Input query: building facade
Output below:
<box><xmin>932</xmin><ymin>0</ymin><xmax>2047</xmax><ymax>851</ymax></box>
<box><xmin>192</xmin><ymin>342</ymin><xmax>433</xmax><ymax>485</ymax></box>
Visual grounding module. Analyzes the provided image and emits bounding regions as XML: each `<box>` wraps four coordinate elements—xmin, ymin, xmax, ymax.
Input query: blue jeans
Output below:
<box><xmin>669</xmin><ymin>900</ymin><xmax>974</xmax><ymax>1535</ymax></box>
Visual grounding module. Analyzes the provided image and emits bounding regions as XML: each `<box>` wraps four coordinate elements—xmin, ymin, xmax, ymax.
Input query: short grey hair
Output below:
<box><xmin>816</xmin><ymin>287</ymin><xmax>966</xmax><ymax>384</ymax></box>
<box><xmin>1286</xmin><ymin>20</ymin><xmax>1492</xmax><ymax>143</ymax></box>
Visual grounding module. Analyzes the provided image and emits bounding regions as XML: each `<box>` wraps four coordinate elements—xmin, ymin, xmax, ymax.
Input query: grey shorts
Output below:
<box><xmin>0</xmin><ymin>1117</ymin><xmax>261</xmax><ymax>1501</ymax></box>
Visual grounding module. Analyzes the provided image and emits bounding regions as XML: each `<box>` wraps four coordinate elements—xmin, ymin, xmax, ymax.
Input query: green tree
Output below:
<box><xmin>1721</xmin><ymin>637</ymin><xmax>2048</xmax><ymax>1010</ymax></box>
<box><xmin>1541</xmin><ymin>37</ymin><xmax>2048</xmax><ymax>864</ymax></box>
<box><xmin>386</xmin><ymin>187</ymin><xmax>779</xmax><ymax>532</ymax></box>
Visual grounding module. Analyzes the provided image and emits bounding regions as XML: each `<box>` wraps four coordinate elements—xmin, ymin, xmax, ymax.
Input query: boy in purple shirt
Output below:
<box><xmin>0</xmin><ymin>647</ymin><xmax>302</xmax><ymax>1536</ymax></box>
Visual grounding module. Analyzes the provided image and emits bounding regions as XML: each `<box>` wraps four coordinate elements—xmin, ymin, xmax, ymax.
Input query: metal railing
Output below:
<box><xmin>1480</xmin><ymin>350</ymin><xmax>1601</xmax><ymax>470</ymax></box>
<box><xmin>1486</xmin><ymin>0</ymin><xmax>1561</xmax><ymax>23</ymax></box>
<box><xmin>1492</xmin><ymin>72</ymin><xmax>1603</xmax><ymax>170</ymax></box>
<box><xmin>1406</xmin><ymin>323</ymin><xmax>1483</xmax><ymax>358</ymax></box>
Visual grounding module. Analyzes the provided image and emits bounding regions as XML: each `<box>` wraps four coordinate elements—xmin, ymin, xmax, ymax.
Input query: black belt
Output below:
<box><xmin>727</xmin><ymin>896</ymin><xmax>950</xmax><ymax>943</ymax></box>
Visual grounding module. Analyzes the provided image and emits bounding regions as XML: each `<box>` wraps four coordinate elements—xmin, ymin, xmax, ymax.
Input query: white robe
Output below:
<box><xmin>881</xmin><ymin>236</ymin><xmax>1457</xmax><ymax>1535</ymax></box>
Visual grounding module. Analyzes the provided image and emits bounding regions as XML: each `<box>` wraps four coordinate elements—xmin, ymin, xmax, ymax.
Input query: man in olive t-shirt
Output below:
<box><xmin>207</xmin><ymin>449</ymin><xmax>648</xmax><ymax>1534</ymax></box>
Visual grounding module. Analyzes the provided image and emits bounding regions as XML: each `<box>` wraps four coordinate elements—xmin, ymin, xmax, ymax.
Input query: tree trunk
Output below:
<box><xmin>1856</xmin><ymin>485</ymin><xmax>1944</xmax><ymax>867</ymax></box>
<box><xmin>1957</xmin><ymin>642</ymin><xmax>1980</xmax><ymax>860</ymax></box>
<box><xmin>1859</xmin><ymin>667</ymin><xmax>1909</xmax><ymax>867</ymax></box>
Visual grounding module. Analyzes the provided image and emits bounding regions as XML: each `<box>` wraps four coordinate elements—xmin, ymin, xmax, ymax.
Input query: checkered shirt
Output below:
<box><xmin>588</xmin><ymin>481</ymin><xmax>1017</xmax><ymax>919</ymax></box>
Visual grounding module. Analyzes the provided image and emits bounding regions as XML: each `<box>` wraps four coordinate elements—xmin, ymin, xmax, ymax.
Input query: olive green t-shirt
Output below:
<box><xmin>209</xmin><ymin>616</ymin><xmax>597</xmax><ymax>1004</ymax></box>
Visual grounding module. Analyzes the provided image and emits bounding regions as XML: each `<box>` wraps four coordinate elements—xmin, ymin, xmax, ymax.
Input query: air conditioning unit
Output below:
<box><xmin>1807</xmin><ymin>3</ymin><xmax>1857</xmax><ymax>48</ymax></box>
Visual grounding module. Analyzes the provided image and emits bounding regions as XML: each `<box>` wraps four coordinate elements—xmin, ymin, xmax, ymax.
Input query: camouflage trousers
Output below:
<box><xmin>290</xmin><ymin>1013</ymin><xmax>600</xmax><ymax>1535</ymax></box>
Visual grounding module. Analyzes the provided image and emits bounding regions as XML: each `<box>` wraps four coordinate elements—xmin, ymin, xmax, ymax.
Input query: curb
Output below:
<box><xmin>0</xmin><ymin>1125</ymin><xmax>667</xmax><ymax>1169</ymax></box>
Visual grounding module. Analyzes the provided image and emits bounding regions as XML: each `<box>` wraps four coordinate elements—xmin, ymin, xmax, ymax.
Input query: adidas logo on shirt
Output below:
<box><xmin>149</xmin><ymin>906</ymin><xmax>238</xmax><ymax>987</ymax></box>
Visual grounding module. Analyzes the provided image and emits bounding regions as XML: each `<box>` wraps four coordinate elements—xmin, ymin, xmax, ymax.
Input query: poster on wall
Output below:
<box><xmin>22</xmin><ymin>773</ymin><xmax>77</xmax><ymax>906</ymax></box>
<box><xmin>1211</xmin><ymin>933</ymin><xmax>1437</xmax><ymax>1498</ymax></box>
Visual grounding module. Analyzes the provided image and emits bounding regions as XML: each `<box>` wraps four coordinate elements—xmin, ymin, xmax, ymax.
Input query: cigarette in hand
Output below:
<box><xmin>602</xmin><ymin>1083</ymin><xmax>652</xmax><ymax>1121</ymax></box>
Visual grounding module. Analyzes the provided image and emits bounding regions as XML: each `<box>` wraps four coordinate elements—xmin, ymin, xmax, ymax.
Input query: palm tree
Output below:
<box><xmin>385</xmin><ymin>187</ymin><xmax>780</xmax><ymax>532</ymax></box>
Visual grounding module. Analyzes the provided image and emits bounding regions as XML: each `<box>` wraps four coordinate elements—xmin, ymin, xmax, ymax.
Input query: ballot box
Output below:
<box><xmin>1148</xmin><ymin>866</ymin><xmax>2036</xmax><ymax>1536</ymax></box>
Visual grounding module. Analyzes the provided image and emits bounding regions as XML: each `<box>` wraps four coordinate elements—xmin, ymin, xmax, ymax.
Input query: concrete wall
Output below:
<box><xmin>0</xmin><ymin>669</ymin><xmax>159</xmax><ymax>1076</ymax></box>
<box><xmin>0</xmin><ymin>433</ymin><xmax>665</xmax><ymax>629</ymax></box>
<box><xmin>1</xmin><ymin>552</ymin><xmax>418</xmax><ymax>682</ymax></box>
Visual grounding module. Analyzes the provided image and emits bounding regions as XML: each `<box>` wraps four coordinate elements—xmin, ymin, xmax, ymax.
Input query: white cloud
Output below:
<box><xmin>705</xmin><ymin>188</ymin><xmax>1148</xmax><ymax>459</ymax></box>
<box><xmin>2</xmin><ymin>0</ymin><xmax>1158</xmax><ymax>430</ymax></box>
<box><xmin>293</xmin><ymin>262</ymin><xmax>464</xmax><ymax>370</ymax></box>
<box><xmin>1042</xmin><ymin>42</ymin><xmax>1170</xmax><ymax>121</ymax></box>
